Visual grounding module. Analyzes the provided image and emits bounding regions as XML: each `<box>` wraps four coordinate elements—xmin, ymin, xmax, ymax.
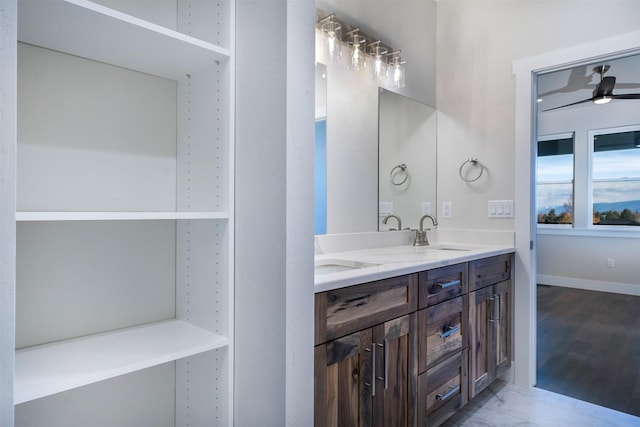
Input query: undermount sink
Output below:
<box><xmin>428</xmin><ymin>244</ymin><xmax>473</xmax><ymax>251</ymax></box>
<box><xmin>314</xmin><ymin>259</ymin><xmax>380</xmax><ymax>275</ymax></box>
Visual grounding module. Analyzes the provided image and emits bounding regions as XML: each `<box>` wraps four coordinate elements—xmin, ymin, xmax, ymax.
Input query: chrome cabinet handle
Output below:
<box><xmin>438</xmin><ymin>325</ymin><xmax>460</xmax><ymax>339</ymax></box>
<box><xmin>371</xmin><ymin>345</ymin><xmax>376</xmax><ymax>396</ymax></box>
<box><xmin>375</xmin><ymin>342</ymin><xmax>387</xmax><ymax>390</ymax></box>
<box><xmin>383</xmin><ymin>340</ymin><xmax>389</xmax><ymax>390</ymax></box>
<box><xmin>494</xmin><ymin>293</ymin><xmax>501</xmax><ymax>322</ymax></box>
<box><xmin>364</xmin><ymin>347</ymin><xmax>374</xmax><ymax>396</ymax></box>
<box><xmin>436</xmin><ymin>385</ymin><xmax>460</xmax><ymax>401</ymax></box>
<box><xmin>488</xmin><ymin>296</ymin><xmax>495</xmax><ymax>323</ymax></box>
<box><xmin>437</xmin><ymin>279</ymin><xmax>460</xmax><ymax>289</ymax></box>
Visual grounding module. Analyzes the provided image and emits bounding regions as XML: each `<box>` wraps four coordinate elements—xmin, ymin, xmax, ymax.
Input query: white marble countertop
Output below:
<box><xmin>315</xmin><ymin>242</ymin><xmax>515</xmax><ymax>293</ymax></box>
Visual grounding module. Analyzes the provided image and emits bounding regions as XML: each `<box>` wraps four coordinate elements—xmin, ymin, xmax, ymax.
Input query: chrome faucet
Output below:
<box><xmin>413</xmin><ymin>214</ymin><xmax>438</xmax><ymax>246</ymax></box>
<box><xmin>382</xmin><ymin>214</ymin><xmax>402</xmax><ymax>231</ymax></box>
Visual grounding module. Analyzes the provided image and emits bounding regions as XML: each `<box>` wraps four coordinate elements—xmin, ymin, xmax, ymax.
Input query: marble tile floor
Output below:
<box><xmin>442</xmin><ymin>380</ymin><xmax>640</xmax><ymax>427</ymax></box>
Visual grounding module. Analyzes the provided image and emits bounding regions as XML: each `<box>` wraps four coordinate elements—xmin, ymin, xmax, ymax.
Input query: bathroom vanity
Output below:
<box><xmin>314</xmin><ymin>235</ymin><xmax>514</xmax><ymax>426</ymax></box>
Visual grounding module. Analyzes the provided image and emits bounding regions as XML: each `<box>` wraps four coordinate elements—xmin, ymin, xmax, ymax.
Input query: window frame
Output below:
<box><xmin>587</xmin><ymin>124</ymin><xmax>640</xmax><ymax>230</ymax></box>
<box><xmin>537</xmin><ymin>125</ymin><xmax>640</xmax><ymax>238</ymax></box>
<box><xmin>536</xmin><ymin>132</ymin><xmax>575</xmax><ymax>229</ymax></box>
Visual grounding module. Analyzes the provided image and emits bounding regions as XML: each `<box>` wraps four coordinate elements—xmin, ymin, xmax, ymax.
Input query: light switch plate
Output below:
<box><xmin>488</xmin><ymin>200</ymin><xmax>514</xmax><ymax>218</ymax></box>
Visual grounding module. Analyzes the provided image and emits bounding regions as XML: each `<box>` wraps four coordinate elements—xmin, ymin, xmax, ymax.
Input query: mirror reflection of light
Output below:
<box><xmin>327</xmin><ymin>33</ymin><xmax>337</xmax><ymax>55</ymax></box>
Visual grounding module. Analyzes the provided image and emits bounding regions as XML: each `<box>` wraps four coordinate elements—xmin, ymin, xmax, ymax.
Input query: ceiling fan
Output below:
<box><xmin>543</xmin><ymin>65</ymin><xmax>640</xmax><ymax>111</ymax></box>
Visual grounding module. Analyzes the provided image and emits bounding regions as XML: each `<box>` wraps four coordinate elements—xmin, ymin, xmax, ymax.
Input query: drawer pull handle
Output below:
<box><xmin>436</xmin><ymin>385</ymin><xmax>460</xmax><ymax>401</ymax></box>
<box><xmin>438</xmin><ymin>325</ymin><xmax>460</xmax><ymax>339</ymax></box>
<box><xmin>437</xmin><ymin>279</ymin><xmax>460</xmax><ymax>289</ymax></box>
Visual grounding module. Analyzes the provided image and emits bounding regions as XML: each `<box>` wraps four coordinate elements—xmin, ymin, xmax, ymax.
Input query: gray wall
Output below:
<box><xmin>235</xmin><ymin>0</ymin><xmax>314</xmax><ymax>425</ymax></box>
<box><xmin>0</xmin><ymin>0</ymin><xmax>16</xmax><ymax>424</ymax></box>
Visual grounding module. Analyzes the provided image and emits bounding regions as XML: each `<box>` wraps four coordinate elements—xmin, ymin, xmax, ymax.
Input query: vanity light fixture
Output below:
<box><xmin>346</xmin><ymin>29</ymin><xmax>366</xmax><ymax>72</ymax></box>
<box><xmin>368</xmin><ymin>41</ymin><xmax>388</xmax><ymax>81</ymax></box>
<box><xmin>319</xmin><ymin>14</ymin><xmax>342</xmax><ymax>61</ymax></box>
<box><xmin>316</xmin><ymin>12</ymin><xmax>408</xmax><ymax>87</ymax></box>
<box><xmin>388</xmin><ymin>51</ymin><xmax>406</xmax><ymax>88</ymax></box>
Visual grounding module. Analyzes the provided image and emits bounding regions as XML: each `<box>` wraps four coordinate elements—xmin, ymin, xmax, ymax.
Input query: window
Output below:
<box><xmin>591</xmin><ymin>127</ymin><xmax>640</xmax><ymax>226</ymax></box>
<box><xmin>537</xmin><ymin>134</ymin><xmax>574</xmax><ymax>225</ymax></box>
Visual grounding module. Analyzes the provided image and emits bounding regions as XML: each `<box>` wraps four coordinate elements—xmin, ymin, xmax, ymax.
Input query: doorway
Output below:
<box><xmin>533</xmin><ymin>54</ymin><xmax>640</xmax><ymax>416</ymax></box>
<box><xmin>512</xmin><ymin>30</ymin><xmax>640</xmax><ymax>395</ymax></box>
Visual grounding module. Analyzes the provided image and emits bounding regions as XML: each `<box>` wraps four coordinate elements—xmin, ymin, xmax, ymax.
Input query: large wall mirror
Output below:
<box><xmin>314</xmin><ymin>1</ymin><xmax>436</xmax><ymax>235</ymax></box>
<box><xmin>378</xmin><ymin>89</ymin><xmax>437</xmax><ymax>231</ymax></box>
<box><xmin>314</xmin><ymin>61</ymin><xmax>437</xmax><ymax>234</ymax></box>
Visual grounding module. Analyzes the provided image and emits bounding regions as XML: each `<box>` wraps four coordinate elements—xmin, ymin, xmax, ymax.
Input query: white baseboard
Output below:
<box><xmin>537</xmin><ymin>274</ymin><xmax>640</xmax><ymax>296</ymax></box>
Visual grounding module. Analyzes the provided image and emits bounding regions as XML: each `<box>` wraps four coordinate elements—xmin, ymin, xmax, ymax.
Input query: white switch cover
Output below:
<box><xmin>442</xmin><ymin>202</ymin><xmax>452</xmax><ymax>218</ymax></box>
<box><xmin>488</xmin><ymin>200</ymin><xmax>514</xmax><ymax>218</ymax></box>
<box><xmin>421</xmin><ymin>202</ymin><xmax>431</xmax><ymax>215</ymax></box>
<box><xmin>379</xmin><ymin>202</ymin><xmax>394</xmax><ymax>216</ymax></box>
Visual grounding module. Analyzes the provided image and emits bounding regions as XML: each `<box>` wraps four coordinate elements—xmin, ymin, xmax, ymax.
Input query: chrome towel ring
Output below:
<box><xmin>459</xmin><ymin>157</ymin><xmax>484</xmax><ymax>182</ymax></box>
<box><xmin>390</xmin><ymin>164</ymin><xmax>409</xmax><ymax>186</ymax></box>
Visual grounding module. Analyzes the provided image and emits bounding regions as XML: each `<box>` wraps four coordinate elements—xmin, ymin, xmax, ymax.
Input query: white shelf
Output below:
<box><xmin>17</xmin><ymin>0</ymin><xmax>230</xmax><ymax>80</ymax></box>
<box><xmin>15</xmin><ymin>319</ymin><xmax>228</xmax><ymax>405</ymax></box>
<box><xmin>16</xmin><ymin>211</ymin><xmax>230</xmax><ymax>222</ymax></box>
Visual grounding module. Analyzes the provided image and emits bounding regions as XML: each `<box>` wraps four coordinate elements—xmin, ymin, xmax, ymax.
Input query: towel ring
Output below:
<box><xmin>390</xmin><ymin>164</ymin><xmax>409</xmax><ymax>186</ymax></box>
<box><xmin>459</xmin><ymin>157</ymin><xmax>484</xmax><ymax>182</ymax></box>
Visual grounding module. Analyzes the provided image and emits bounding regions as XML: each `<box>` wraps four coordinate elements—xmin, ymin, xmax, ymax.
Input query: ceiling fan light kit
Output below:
<box><xmin>543</xmin><ymin>64</ymin><xmax>640</xmax><ymax>111</ymax></box>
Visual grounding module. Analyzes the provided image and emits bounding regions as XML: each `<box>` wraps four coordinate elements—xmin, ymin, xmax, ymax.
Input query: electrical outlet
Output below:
<box><xmin>442</xmin><ymin>202</ymin><xmax>452</xmax><ymax>218</ymax></box>
<box><xmin>421</xmin><ymin>202</ymin><xmax>431</xmax><ymax>215</ymax></box>
<box><xmin>607</xmin><ymin>258</ymin><xmax>615</xmax><ymax>268</ymax></box>
<box><xmin>379</xmin><ymin>202</ymin><xmax>393</xmax><ymax>216</ymax></box>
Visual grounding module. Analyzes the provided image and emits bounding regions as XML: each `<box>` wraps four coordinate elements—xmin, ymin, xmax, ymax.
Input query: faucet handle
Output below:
<box><xmin>412</xmin><ymin>229</ymin><xmax>429</xmax><ymax>246</ymax></box>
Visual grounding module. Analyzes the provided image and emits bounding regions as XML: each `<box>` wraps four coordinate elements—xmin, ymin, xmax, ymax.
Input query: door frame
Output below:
<box><xmin>512</xmin><ymin>30</ymin><xmax>640</xmax><ymax>388</ymax></box>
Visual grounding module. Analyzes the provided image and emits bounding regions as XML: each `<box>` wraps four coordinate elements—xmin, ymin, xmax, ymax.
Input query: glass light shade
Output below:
<box><xmin>347</xmin><ymin>33</ymin><xmax>366</xmax><ymax>72</ymax></box>
<box><xmin>320</xmin><ymin>19</ymin><xmax>342</xmax><ymax>61</ymax></box>
<box><xmin>369</xmin><ymin>44</ymin><xmax>388</xmax><ymax>81</ymax></box>
<box><xmin>390</xmin><ymin>57</ymin><xmax>406</xmax><ymax>88</ymax></box>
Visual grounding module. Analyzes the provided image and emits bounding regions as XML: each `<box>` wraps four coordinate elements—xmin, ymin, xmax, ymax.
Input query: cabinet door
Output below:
<box><xmin>373</xmin><ymin>313</ymin><xmax>417</xmax><ymax>427</ymax></box>
<box><xmin>494</xmin><ymin>280</ymin><xmax>511</xmax><ymax>377</ymax></box>
<box><xmin>468</xmin><ymin>285</ymin><xmax>495</xmax><ymax>399</ymax></box>
<box><xmin>315</xmin><ymin>330</ymin><xmax>373</xmax><ymax>426</ymax></box>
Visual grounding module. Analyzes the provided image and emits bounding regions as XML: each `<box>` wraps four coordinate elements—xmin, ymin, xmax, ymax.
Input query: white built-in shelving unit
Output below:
<box><xmin>13</xmin><ymin>0</ymin><xmax>234</xmax><ymax>424</ymax></box>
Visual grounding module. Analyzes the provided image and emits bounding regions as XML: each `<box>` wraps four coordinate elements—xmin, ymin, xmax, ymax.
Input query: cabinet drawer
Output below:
<box><xmin>315</xmin><ymin>274</ymin><xmax>418</xmax><ymax>345</ymax></box>
<box><xmin>418</xmin><ymin>295</ymin><xmax>468</xmax><ymax>373</ymax></box>
<box><xmin>418</xmin><ymin>350</ymin><xmax>468</xmax><ymax>427</ymax></box>
<box><xmin>469</xmin><ymin>253</ymin><xmax>512</xmax><ymax>291</ymax></box>
<box><xmin>418</xmin><ymin>263</ymin><xmax>468</xmax><ymax>308</ymax></box>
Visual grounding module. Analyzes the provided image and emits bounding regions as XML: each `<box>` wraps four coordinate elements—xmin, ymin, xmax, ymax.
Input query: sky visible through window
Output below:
<box><xmin>592</xmin><ymin>148</ymin><xmax>640</xmax><ymax>223</ymax></box>
<box><xmin>537</xmin><ymin>141</ymin><xmax>640</xmax><ymax>225</ymax></box>
<box><xmin>537</xmin><ymin>154</ymin><xmax>573</xmax><ymax>216</ymax></box>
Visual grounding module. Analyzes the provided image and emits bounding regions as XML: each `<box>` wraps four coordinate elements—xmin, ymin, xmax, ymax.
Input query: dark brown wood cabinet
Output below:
<box><xmin>417</xmin><ymin>263</ymin><xmax>469</xmax><ymax>427</ymax></box>
<box><xmin>315</xmin><ymin>275</ymin><xmax>418</xmax><ymax>426</ymax></box>
<box><xmin>314</xmin><ymin>253</ymin><xmax>513</xmax><ymax>426</ymax></box>
<box><xmin>417</xmin><ymin>350</ymin><xmax>468</xmax><ymax>427</ymax></box>
<box><xmin>469</xmin><ymin>256</ymin><xmax>513</xmax><ymax>399</ymax></box>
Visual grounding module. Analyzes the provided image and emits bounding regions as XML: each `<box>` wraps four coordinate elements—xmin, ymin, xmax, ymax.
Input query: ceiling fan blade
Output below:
<box><xmin>610</xmin><ymin>93</ymin><xmax>640</xmax><ymax>99</ymax></box>
<box><xmin>542</xmin><ymin>98</ymin><xmax>593</xmax><ymax>112</ymax></box>
<box><xmin>594</xmin><ymin>76</ymin><xmax>616</xmax><ymax>97</ymax></box>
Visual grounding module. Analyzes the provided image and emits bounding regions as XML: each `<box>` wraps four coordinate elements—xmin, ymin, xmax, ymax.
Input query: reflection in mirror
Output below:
<box><xmin>378</xmin><ymin>89</ymin><xmax>437</xmax><ymax>231</ymax></box>
<box><xmin>315</xmin><ymin>63</ymin><xmax>327</xmax><ymax>234</ymax></box>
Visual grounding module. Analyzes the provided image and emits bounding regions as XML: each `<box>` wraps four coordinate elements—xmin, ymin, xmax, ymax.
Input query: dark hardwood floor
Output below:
<box><xmin>536</xmin><ymin>285</ymin><xmax>640</xmax><ymax>417</ymax></box>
